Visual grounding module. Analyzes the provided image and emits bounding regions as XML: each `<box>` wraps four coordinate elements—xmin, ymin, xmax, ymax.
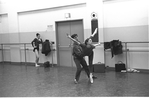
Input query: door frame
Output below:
<box><xmin>55</xmin><ymin>19</ymin><xmax>84</xmax><ymax>67</ymax></box>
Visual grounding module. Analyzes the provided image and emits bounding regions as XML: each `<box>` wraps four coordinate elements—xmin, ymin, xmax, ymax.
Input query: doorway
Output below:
<box><xmin>56</xmin><ymin>20</ymin><xmax>84</xmax><ymax>67</ymax></box>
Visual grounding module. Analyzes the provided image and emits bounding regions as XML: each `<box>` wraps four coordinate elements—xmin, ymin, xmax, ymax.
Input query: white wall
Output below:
<box><xmin>103</xmin><ymin>0</ymin><xmax>148</xmax><ymax>42</ymax></box>
<box><xmin>0</xmin><ymin>14</ymin><xmax>9</xmax><ymax>34</ymax></box>
<box><xmin>0</xmin><ymin>0</ymin><xmax>105</xmax><ymax>65</ymax></box>
<box><xmin>85</xmin><ymin>0</ymin><xmax>104</xmax><ymax>64</ymax></box>
<box><xmin>103</xmin><ymin>0</ymin><xmax>149</xmax><ymax>70</ymax></box>
<box><xmin>148</xmin><ymin>2</ymin><xmax>149</xmax><ymax>70</ymax></box>
<box><xmin>1</xmin><ymin>0</ymin><xmax>148</xmax><ymax>70</ymax></box>
<box><xmin>18</xmin><ymin>3</ymin><xmax>87</xmax><ymax>64</ymax></box>
<box><xmin>103</xmin><ymin>0</ymin><xmax>148</xmax><ymax>28</ymax></box>
<box><xmin>0</xmin><ymin>0</ymin><xmax>87</xmax><ymax>13</ymax></box>
<box><xmin>0</xmin><ymin>13</ymin><xmax>10</xmax><ymax>62</ymax></box>
<box><xmin>18</xmin><ymin>4</ymin><xmax>86</xmax><ymax>32</ymax></box>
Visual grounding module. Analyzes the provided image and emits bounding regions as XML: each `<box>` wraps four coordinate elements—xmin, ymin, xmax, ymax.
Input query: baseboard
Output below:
<box><xmin>0</xmin><ymin>61</ymin><xmax>11</xmax><ymax>64</ymax></box>
<box><xmin>0</xmin><ymin>62</ymin><xmax>148</xmax><ymax>73</ymax></box>
<box><xmin>136</xmin><ymin>69</ymin><xmax>149</xmax><ymax>73</ymax></box>
<box><xmin>0</xmin><ymin>61</ymin><xmax>57</xmax><ymax>67</ymax></box>
<box><xmin>105</xmin><ymin>66</ymin><xmax>115</xmax><ymax>71</ymax></box>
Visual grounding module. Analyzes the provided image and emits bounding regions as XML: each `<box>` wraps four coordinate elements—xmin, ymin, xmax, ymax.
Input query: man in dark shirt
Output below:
<box><xmin>71</xmin><ymin>34</ymin><xmax>90</xmax><ymax>84</ymax></box>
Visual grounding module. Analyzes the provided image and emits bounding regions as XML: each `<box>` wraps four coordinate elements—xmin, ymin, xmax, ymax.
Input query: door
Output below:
<box><xmin>56</xmin><ymin>20</ymin><xmax>84</xmax><ymax>67</ymax></box>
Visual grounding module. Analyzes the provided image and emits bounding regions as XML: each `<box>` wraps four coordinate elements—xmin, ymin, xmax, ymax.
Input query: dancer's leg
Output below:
<box><xmin>35</xmin><ymin>49</ymin><xmax>40</xmax><ymax>67</ymax></box>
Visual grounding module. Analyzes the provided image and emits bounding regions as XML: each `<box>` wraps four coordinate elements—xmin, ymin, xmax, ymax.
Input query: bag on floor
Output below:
<box><xmin>43</xmin><ymin>61</ymin><xmax>51</xmax><ymax>68</ymax></box>
<box><xmin>115</xmin><ymin>61</ymin><xmax>126</xmax><ymax>72</ymax></box>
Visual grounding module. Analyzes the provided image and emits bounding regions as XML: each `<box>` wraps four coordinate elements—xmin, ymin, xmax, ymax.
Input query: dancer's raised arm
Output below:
<box><xmin>66</xmin><ymin>34</ymin><xmax>81</xmax><ymax>45</ymax></box>
<box><xmin>90</xmin><ymin>28</ymin><xmax>98</xmax><ymax>38</ymax></box>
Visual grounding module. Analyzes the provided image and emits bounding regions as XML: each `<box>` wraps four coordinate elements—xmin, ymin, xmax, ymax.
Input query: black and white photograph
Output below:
<box><xmin>0</xmin><ymin>0</ymin><xmax>149</xmax><ymax>98</ymax></box>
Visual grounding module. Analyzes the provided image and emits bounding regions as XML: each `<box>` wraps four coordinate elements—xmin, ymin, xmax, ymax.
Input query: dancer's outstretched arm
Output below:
<box><xmin>66</xmin><ymin>34</ymin><xmax>81</xmax><ymax>45</ymax></box>
<box><xmin>90</xmin><ymin>28</ymin><xmax>98</xmax><ymax>38</ymax></box>
<box><xmin>93</xmin><ymin>42</ymin><xmax>101</xmax><ymax>47</ymax></box>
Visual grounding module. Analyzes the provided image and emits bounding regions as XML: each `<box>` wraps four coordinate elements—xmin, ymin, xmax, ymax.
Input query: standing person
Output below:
<box><xmin>31</xmin><ymin>33</ymin><xmax>43</xmax><ymax>67</ymax></box>
<box><xmin>83</xmin><ymin>28</ymin><xmax>100</xmax><ymax>80</ymax></box>
<box><xmin>71</xmin><ymin>34</ymin><xmax>90</xmax><ymax>84</ymax></box>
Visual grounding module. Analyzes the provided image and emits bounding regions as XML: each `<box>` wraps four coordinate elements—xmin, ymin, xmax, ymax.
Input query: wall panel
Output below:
<box><xmin>0</xmin><ymin>14</ymin><xmax>9</xmax><ymax>34</ymax></box>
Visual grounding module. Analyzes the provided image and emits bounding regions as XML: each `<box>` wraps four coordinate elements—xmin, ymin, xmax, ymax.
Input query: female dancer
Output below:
<box><xmin>31</xmin><ymin>33</ymin><xmax>43</xmax><ymax>67</ymax></box>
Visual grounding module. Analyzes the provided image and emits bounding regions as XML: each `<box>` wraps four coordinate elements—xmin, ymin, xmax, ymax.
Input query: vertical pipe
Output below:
<box><xmin>51</xmin><ymin>43</ymin><xmax>54</xmax><ymax>67</ymax></box>
<box><xmin>1</xmin><ymin>44</ymin><xmax>4</xmax><ymax>63</ymax></box>
<box><xmin>125</xmin><ymin>42</ymin><xmax>128</xmax><ymax>70</ymax></box>
<box><xmin>24</xmin><ymin>44</ymin><xmax>27</xmax><ymax>65</ymax></box>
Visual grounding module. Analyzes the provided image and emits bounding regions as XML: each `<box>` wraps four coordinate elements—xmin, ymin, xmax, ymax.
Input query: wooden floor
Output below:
<box><xmin>0</xmin><ymin>63</ymin><xmax>149</xmax><ymax>97</ymax></box>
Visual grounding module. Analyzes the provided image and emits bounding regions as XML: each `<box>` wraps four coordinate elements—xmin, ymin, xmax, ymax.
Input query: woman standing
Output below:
<box><xmin>31</xmin><ymin>33</ymin><xmax>43</xmax><ymax>67</ymax></box>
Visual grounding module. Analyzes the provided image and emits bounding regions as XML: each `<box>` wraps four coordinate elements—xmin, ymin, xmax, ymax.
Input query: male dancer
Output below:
<box><xmin>71</xmin><ymin>34</ymin><xmax>90</xmax><ymax>84</ymax></box>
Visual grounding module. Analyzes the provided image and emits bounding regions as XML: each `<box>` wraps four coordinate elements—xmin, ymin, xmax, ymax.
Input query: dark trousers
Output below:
<box><xmin>73</xmin><ymin>57</ymin><xmax>90</xmax><ymax>81</ymax></box>
<box><xmin>88</xmin><ymin>51</ymin><xmax>94</xmax><ymax>73</ymax></box>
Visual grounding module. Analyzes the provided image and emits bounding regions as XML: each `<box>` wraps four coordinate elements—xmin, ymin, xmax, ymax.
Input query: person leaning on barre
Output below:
<box><xmin>31</xmin><ymin>33</ymin><xmax>43</xmax><ymax>67</ymax></box>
